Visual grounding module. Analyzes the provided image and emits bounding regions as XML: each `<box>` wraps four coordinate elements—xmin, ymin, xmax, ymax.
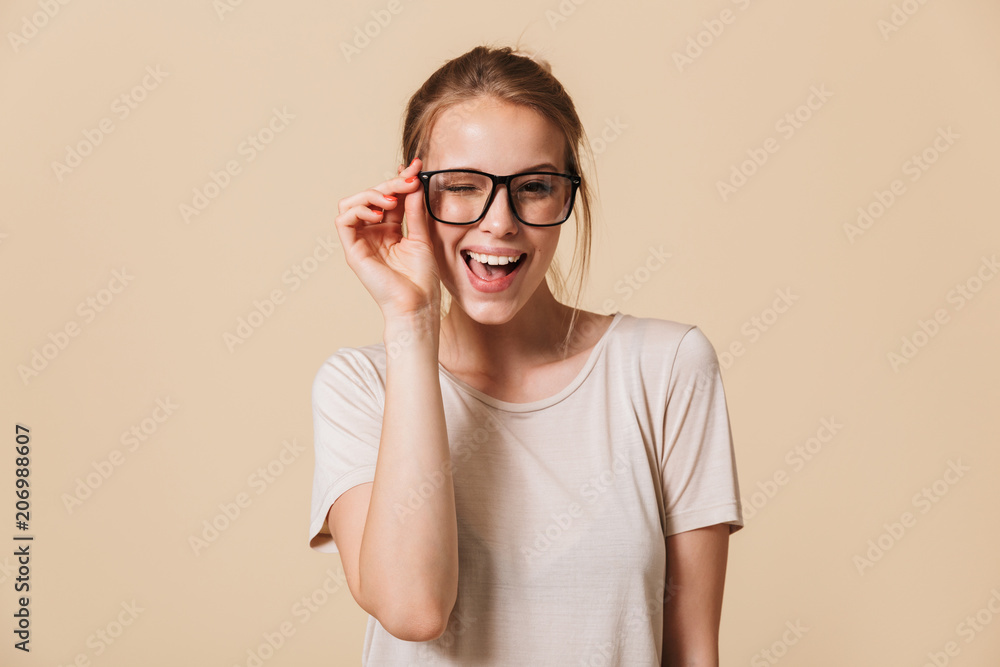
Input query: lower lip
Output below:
<box><xmin>464</xmin><ymin>255</ymin><xmax>524</xmax><ymax>293</ymax></box>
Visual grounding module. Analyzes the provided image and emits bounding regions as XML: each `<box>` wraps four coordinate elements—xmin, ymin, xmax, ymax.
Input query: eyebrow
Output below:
<box><xmin>442</xmin><ymin>162</ymin><xmax>563</xmax><ymax>173</ymax></box>
<box><xmin>522</xmin><ymin>162</ymin><xmax>560</xmax><ymax>172</ymax></box>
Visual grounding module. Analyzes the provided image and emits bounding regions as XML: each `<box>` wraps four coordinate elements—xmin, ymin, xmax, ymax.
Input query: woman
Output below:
<box><xmin>308</xmin><ymin>45</ymin><xmax>744</xmax><ymax>666</ymax></box>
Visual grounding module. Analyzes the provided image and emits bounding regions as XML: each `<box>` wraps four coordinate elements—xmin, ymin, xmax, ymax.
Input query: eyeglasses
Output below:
<box><xmin>418</xmin><ymin>169</ymin><xmax>581</xmax><ymax>227</ymax></box>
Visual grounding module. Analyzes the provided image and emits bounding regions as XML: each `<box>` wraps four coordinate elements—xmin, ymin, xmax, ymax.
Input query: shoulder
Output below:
<box><xmin>609</xmin><ymin>314</ymin><xmax>721</xmax><ymax>378</ymax></box>
<box><xmin>311</xmin><ymin>343</ymin><xmax>388</xmax><ymax>403</ymax></box>
<box><xmin>608</xmin><ymin>312</ymin><xmax>708</xmax><ymax>353</ymax></box>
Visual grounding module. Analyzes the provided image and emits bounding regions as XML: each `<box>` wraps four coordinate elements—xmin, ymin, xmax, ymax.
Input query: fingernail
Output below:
<box><xmin>405</xmin><ymin>176</ymin><xmax>417</xmax><ymax>183</ymax></box>
<box><xmin>409</xmin><ymin>158</ymin><xmax>418</xmax><ymax>167</ymax></box>
<box><xmin>384</xmin><ymin>195</ymin><xmax>396</xmax><ymax>201</ymax></box>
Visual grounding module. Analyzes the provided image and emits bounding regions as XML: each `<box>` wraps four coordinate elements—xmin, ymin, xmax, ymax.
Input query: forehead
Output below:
<box><xmin>423</xmin><ymin>99</ymin><xmax>567</xmax><ymax>172</ymax></box>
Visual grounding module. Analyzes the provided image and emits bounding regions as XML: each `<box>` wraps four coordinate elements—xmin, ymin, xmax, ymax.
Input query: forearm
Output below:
<box><xmin>662</xmin><ymin>615</ymin><xmax>720</xmax><ymax>666</ymax></box>
<box><xmin>661</xmin><ymin>524</ymin><xmax>729</xmax><ymax>667</ymax></box>
<box><xmin>359</xmin><ymin>307</ymin><xmax>458</xmax><ymax>631</ymax></box>
<box><xmin>661</xmin><ymin>646</ymin><xmax>719</xmax><ymax>667</ymax></box>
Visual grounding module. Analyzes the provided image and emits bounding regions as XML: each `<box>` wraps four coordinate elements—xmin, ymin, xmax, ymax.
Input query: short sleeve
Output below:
<box><xmin>307</xmin><ymin>348</ymin><xmax>384</xmax><ymax>554</ymax></box>
<box><xmin>660</xmin><ymin>326</ymin><xmax>744</xmax><ymax>536</ymax></box>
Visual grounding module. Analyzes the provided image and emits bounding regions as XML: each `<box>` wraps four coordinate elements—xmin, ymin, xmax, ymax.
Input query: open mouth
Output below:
<box><xmin>462</xmin><ymin>250</ymin><xmax>525</xmax><ymax>283</ymax></box>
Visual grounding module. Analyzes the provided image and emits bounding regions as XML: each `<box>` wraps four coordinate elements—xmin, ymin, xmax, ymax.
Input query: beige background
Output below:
<box><xmin>2</xmin><ymin>0</ymin><xmax>999</xmax><ymax>665</ymax></box>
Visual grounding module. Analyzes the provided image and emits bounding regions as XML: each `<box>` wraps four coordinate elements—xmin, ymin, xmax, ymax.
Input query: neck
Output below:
<box><xmin>439</xmin><ymin>281</ymin><xmax>575</xmax><ymax>375</ymax></box>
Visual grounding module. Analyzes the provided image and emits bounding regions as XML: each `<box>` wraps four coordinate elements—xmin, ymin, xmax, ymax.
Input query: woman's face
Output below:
<box><xmin>421</xmin><ymin>98</ymin><xmax>568</xmax><ymax>326</ymax></box>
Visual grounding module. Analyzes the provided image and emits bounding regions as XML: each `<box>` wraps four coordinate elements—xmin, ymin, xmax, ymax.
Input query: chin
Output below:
<box><xmin>452</xmin><ymin>299</ymin><xmax>522</xmax><ymax>326</ymax></box>
<box><xmin>441</xmin><ymin>255</ymin><xmax>552</xmax><ymax>326</ymax></box>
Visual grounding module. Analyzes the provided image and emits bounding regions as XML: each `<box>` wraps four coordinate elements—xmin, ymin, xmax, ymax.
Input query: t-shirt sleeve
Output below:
<box><xmin>307</xmin><ymin>348</ymin><xmax>383</xmax><ymax>554</ymax></box>
<box><xmin>659</xmin><ymin>326</ymin><xmax>744</xmax><ymax>536</ymax></box>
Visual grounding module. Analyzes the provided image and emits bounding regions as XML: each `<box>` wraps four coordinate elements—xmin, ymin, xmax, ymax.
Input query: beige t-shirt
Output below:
<box><xmin>307</xmin><ymin>312</ymin><xmax>744</xmax><ymax>665</ymax></box>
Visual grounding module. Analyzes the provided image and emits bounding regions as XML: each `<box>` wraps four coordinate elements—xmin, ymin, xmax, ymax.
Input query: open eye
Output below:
<box><xmin>515</xmin><ymin>179</ymin><xmax>554</xmax><ymax>199</ymax></box>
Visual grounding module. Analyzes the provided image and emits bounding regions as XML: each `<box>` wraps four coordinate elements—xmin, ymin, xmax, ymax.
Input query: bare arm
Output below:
<box><xmin>327</xmin><ymin>158</ymin><xmax>458</xmax><ymax>642</ymax></box>
<box><xmin>661</xmin><ymin>523</ymin><xmax>731</xmax><ymax>667</ymax></box>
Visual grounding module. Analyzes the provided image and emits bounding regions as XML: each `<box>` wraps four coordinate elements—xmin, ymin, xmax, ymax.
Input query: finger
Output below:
<box><xmin>400</xmin><ymin>156</ymin><xmax>421</xmax><ymax>176</ymax></box>
<box><xmin>338</xmin><ymin>159</ymin><xmax>421</xmax><ymax>219</ymax></box>
<box><xmin>338</xmin><ymin>188</ymin><xmax>399</xmax><ymax>216</ymax></box>
<box><xmin>349</xmin><ymin>203</ymin><xmax>385</xmax><ymax>225</ymax></box>
<box><xmin>393</xmin><ymin>156</ymin><xmax>421</xmax><ymax>186</ymax></box>
<box><xmin>402</xmin><ymin>159</ymin><xmax>431</xmax><ymax>245</ymax></box>
<box><xmin>378</xmin><ymin>158</ymin><xmax>420</xmax><ymax>194</ymax></box>
<box><xmin>334</xmin><ymin>204</ymin><xmax>385</xmax><ymax>250</ymax></box>
<box><xmin>367</xmin><ymin>161</ymin><xmax>422</xmax><ymax>208</ymax></box>
<box><xmin>383</xmin><ymin>158</ymin><xmax>423</xmax><ymax>227</ymax></box>
<box><xmin>333</xmin><ymin>203</ymin><xmax>389</xmax><ymax>272</ymax></box>
<box><xmin>333</xmin><ymin>209</ymin><xmax>359</xmax><ymax>263</ymax></box>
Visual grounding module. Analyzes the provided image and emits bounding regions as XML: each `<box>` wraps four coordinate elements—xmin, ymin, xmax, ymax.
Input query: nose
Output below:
<box><xmin>478</xmin><ymin>183</ymin><xmax>519</xmax><ymax>235</ymax></box>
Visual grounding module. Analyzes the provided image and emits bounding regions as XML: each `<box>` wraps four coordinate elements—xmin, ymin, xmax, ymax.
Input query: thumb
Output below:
<box><xmin>403</xmin><ymin>176</ymin><xmax>432</xmax><ymax>245</ymax></box>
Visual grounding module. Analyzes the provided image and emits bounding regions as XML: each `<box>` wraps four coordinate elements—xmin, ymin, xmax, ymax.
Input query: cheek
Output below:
<box><xmin>535</xmin><ymin>232</ymin><xmax>561</xmax><ymax>265</ymax></box>
<box><xmin>430</xmin><ymin>230</ymin><xmax>460</xmax><ymax>273</ymax></box>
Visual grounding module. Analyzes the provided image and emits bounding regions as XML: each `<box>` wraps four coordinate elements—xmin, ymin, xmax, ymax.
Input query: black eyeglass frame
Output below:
<box><xmin>417</xmin><ymin>168</ymin><xmax>582</xmax><ymax>227</ymax></box>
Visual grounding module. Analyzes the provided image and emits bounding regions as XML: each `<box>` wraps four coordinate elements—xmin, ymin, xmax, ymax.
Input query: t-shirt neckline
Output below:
<box><xmin>437</xmin><ymin>312</ymin><xmax>625</xmax><ymax>413</ymax></box>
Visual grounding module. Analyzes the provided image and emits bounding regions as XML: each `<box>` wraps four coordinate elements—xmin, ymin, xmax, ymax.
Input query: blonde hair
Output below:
<box><xmin>401</xmin><ymin>45</ymin><xmax>596</xmax><ymax>356</ymax></box>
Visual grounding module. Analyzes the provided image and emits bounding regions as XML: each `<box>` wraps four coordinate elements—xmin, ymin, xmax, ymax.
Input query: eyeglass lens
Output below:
<box><xmin>427</xmin><ymin>172</ymin><xmax>573</xmax><ymax>225</ymax></box>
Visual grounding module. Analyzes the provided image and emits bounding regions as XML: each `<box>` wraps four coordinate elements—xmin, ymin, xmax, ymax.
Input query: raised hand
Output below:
<box><xmin>335</xmin><ymin>157</ymin><xmax>441</xmax><ymax>322</ymax></box>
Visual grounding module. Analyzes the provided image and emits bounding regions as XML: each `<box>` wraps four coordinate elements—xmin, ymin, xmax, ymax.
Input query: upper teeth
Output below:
<box><xmin>465</xmin><ymin>250</ymin><xmax>523</xmax><ymax>266</ymax></box>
